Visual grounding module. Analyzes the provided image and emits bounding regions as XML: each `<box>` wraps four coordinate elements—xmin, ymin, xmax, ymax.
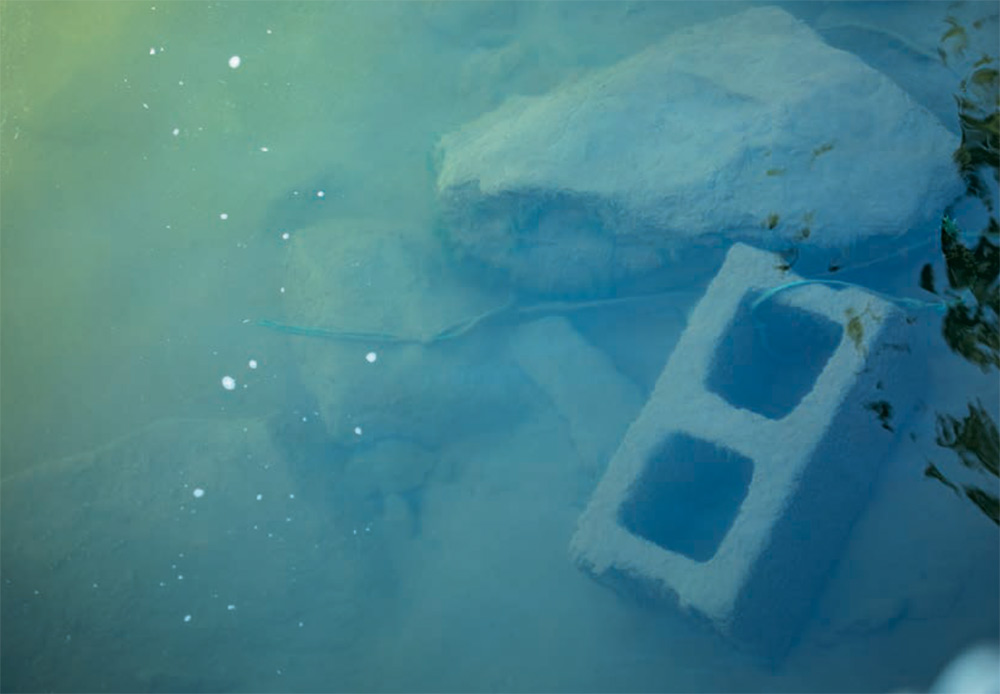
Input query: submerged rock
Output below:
<box><xmin>279</xmin><ymin>217</ymin><xmax>524</xmax><ymax>449</ymax></box>
<box><xmin>435</xmin><ymin>6</ymin><xmax>963</xmax><ymax>294</ymax></box>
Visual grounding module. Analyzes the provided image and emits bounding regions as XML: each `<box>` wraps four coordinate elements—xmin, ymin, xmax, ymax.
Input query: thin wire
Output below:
<box><xmin>750</xmin><ymin>279</ymin><xmax>949</xmax><ymax>315</ymax></box>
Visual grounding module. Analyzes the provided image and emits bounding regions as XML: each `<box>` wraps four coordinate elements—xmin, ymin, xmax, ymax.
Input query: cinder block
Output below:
<box><xmin>570</xmin><ymin>243</ymin><xmax>918</xmax><ymax>659</ymax></box>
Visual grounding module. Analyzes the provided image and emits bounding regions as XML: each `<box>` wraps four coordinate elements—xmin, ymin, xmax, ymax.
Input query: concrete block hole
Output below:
<box><xmin>618</xmin><ymin>434</ymin><xmax>753</xmax><ymax>563</ymax></box>
<box><xmin>707</xmin><ymin>293</ymin><xmax>843</xmax><ymax>419</ymax></box>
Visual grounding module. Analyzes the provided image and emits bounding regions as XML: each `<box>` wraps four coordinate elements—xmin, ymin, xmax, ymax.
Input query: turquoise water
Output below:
<box><xmin>1</xmin><ymin>2</ymin><xmax>997</xmax><ymax>692</ymax></box>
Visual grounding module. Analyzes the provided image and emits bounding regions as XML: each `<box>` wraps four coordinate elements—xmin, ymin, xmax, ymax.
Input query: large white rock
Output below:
<box><xmin>436</xmin><ymin>6</ymin><xmax>963</xmax><ymax>294</ymax></box>
<box><xmin>800</xmin><ymin>1</ymin><xmax>1000</xmax><ymax>134</ymax></box>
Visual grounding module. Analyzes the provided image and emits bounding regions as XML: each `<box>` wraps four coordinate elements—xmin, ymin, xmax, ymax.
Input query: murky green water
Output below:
<box><xmin>2</xmin><ymin>2</ymin><xmax>997</xmax><ymax>692</ymax></box>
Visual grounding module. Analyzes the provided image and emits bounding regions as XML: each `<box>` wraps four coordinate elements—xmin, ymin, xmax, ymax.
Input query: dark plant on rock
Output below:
<box><xmin>923</xmin><ymin>13</ymin><xmax>999</xmax><ymax>525</ymax></box>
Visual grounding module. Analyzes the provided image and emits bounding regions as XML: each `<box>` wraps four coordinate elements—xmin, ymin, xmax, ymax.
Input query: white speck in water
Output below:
<box><xmin>256</xmin><ymin>493</ymin><xmax>263</xmax><ymax>501</ymax></box>
<box><xmin>298</xmin><ymin>621</ymin><xmax>304</xmax><ymax>628</ymax></box>
<box><xmin>192</xmin><ymin>488</ymin><xmax>205</xmax><ymax>498</ymax></box>
<box><xmin>280</xmin><ymin>231</ymin><xmax>290</xmax><ymax>240</ymax></box>
<box><xmin>228</xmin><ymin>55</ymin><xmax>241</xmax><ymax>69</ymax></box>
<box><xmin>227</xmin><ymin>604</ymin><xmax>236</xmax><ymax>611</ymax></box>
<box><xmin>219</xmin><ymin>212</ymin><xmax>229</xmax><ymax>221</ymax></box>
<box><xmin>260</xmin><ymin>146</ymin><xmax>269</xmax><ymax>152</ymax></box>
<box><xmin>183</xmin><ymin>614</ymin><xmax>192</xmax><ymax>623</ymax></box>
<box><xmin>316</xmin><ymin>190</ymin><xmax>325</xmax><ymax>199</ymax></box>
<box><xmin>289</xmin><ymin>493</ymin><xmax>295</xmax><ymax>499</ymax></box>
<box><xmin>149</xmin><ymin>47</ymin><xmax>157</xmax><ymax>56</ymax></box>
<box><xmin>171</xmin><ymin>127</ymin><xmax>180</xmax><ymax>136</ymax></box>
<box><xmin>365</xmin><ymin>351</ymin><xmax>377</xmax><ymax>363</ymax></box>
<box><xmin>248</xmin><ymin>359</ymin><xmax>258</xmax><ymax>369</ymax></box>
<box><xmin>354</xmin><ymin>426</ymin><xmax>363</xmax><ymax>436</ymax></box>
<box><xmin>221</xmin><ymin>375</ymin><xmax>236</xmax><ymax>391</ymax></box>
<box><xmin>177</xmin><ymin>575</ymin><xmax>184</xmax><ymax>581</ymax></box>
<box><xmin>279</xmin><ymin>286</ymin><xmax>286</xmax><ymax>294</ymax></box>
<box><xmin>142</xmin><ymin>103</ymin><xmax>149</xmax><ymax>110</ymax></box>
